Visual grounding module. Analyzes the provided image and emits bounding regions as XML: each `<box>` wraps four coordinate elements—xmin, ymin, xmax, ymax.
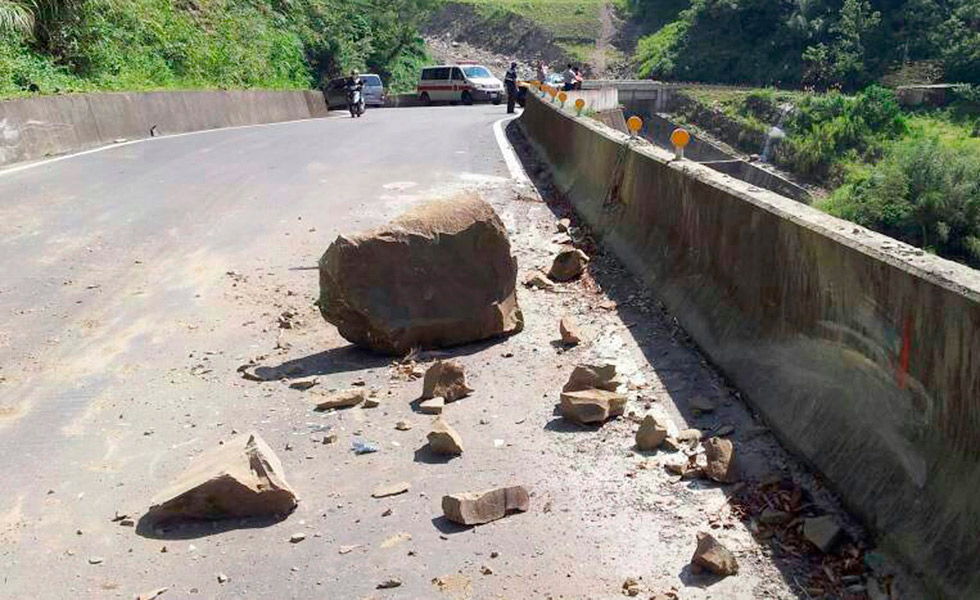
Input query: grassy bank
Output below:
<box><xmin>0</xmin><ymin>0</ymin><xmax>432</xmax><ymax>99</ymax></box>
<box><xmin>460</xmin><ymin>0</ymin><xmax>604</xmax><ymax>61</ymax></box>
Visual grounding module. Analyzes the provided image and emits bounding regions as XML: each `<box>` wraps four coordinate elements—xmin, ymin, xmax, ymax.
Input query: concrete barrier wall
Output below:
<box><xmin>0</xmin><ymin>89</ymin><xmax>328</xmax><ymax>166</ymax></box>
<box><xmin>521</xmin><ymin>92</ymin><xmax>980</xmax><ymax>598</ymax></box>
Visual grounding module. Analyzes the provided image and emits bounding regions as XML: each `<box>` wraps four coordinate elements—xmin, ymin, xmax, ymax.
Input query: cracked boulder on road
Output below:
<box><xmin>317</xmin><ymin>193</ymin><xmax>523</xmax><ymax>354</ymax></box>
<box><xmin>146</xmin><ymin>432</ymin><xmax>297</xmax><ymax>522</ymax></box>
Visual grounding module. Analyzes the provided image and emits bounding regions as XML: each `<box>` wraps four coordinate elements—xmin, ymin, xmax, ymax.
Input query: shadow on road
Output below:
<box><xmin>135</xmin><ymin>512</ymin><xmax>289</xmax><ymax>540</ymax></box>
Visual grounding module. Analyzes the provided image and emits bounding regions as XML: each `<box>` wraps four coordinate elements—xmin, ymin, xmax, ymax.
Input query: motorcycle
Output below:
<box><xmin>347</xmin><ymin>83</ymin><xmax>365</xmax><ymax>118</ymax></box>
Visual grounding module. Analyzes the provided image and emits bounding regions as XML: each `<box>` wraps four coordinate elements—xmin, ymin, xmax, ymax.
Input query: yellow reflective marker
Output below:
<box><xmin>626</xmin><ymin>116</ymin><xmax>642</xmax><ymax>136</ymax></box>
<box><xmin>574</xmin><ymin>98</ymin><xmax>586</xmax><ymax>115</ymax></box>
<box><xmin>671</xmin><ymin>128</ymin><xmax>691</xmax><ymax>148</ymax></box>
<box><xmin>670</xmin><ymin>127</ymin><xmax>691</xmax><ymax>158</ymax></box>
<box><xmin>557</xmin><ymin>92</ymin><xmax>568</xmax><ymax>107</ymax></box>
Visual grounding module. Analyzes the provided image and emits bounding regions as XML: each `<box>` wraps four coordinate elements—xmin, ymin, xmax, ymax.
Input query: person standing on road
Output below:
<box><xmin>535</xmin><ymin>61</ymin><xmax>548</xmax><ymax>84</ymax></box>
<box><xmin>505</xmin><ymin>61</ymin><xmax>519</xmax><ymax>114</ymax></box>
<box><xmin>563</xmin><ymin>63</ymin><xmax>576</xmax><ymax>91</ymax></box>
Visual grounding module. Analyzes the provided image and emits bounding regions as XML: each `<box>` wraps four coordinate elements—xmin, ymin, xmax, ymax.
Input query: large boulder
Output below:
<box><xmin>318</xmin><ymin>193</ymin><xmax>523</xmax><ymax>354</ymax></box>
<box><xmin>147</xmin><ymin>432</ymin><xmax>297</xmax><ymax>522</ymax></box>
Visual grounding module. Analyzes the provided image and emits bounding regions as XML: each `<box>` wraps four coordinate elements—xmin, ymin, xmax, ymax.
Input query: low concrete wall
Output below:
<box><xmin>0</xmin><ymin>89</ymin><xmax>328</xmax><ymax>166</ymax></box>
<box><xmin>521</xmin><ymin>92</ymin><xmax>980</xmax><ymax>598</ymax></box>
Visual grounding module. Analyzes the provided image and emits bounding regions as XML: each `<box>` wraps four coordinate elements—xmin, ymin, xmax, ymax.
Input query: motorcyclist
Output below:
<box><xmin>346</xmin><ymin>70</ymin><xmax>364</xmax><ymax>116</ymax></box>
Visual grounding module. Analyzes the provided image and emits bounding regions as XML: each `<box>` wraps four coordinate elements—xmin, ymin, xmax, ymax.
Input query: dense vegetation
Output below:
<box><xmin>627</xmin><ymin>0</ymin><xmax>980</xmax><ymax>89</ymax></box>
<box><xmin>0</xmin><ymin>0</ymin><xmax>433</xmax><ymax>97</ymax></box>
<box><xmin>673</xmin><ymin>85</ymin><xmax>980</xmax><ymax>266</ymax></box>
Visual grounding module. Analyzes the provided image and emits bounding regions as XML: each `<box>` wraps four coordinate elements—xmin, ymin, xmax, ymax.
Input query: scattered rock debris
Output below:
<box><xmin>313</xmin><ymin>389</ymin><xmax>365</xmax><ymax>411</ymax></box>
<box><xmin>563</xmin><ymin>363</ymin><xmax>620</xmax><ymax>392</ymax></box>
<box><xmin>559</xmin><ymin>389</ymin><xmax>626</xmax><ymax>424</ymax></box>
<box><xmin>559</xmin><ymin>316</ymin><xmax>583</xmax><ymax>346</ymax></box>
<box><xmin>372</xmin><ymin>482</ymin><xmax>411</xmax><ymax>498</ymax></box>
<box><xmin>691</xmin><ymin>531</ymin><xmax>739</xmax><ymax>576</ymax></box>
<box><xmin>290</xmin><ymin>532</ymin><xmax>307</xmax><ymax>543</ymax></box>
<box><xmin>419</xmin><ymin>397</ymin><xmax>445</xmax><ymax>415</ymax></box>
<box><xmin>804</xmin><ymin>515</ymin><xmax>843</xmax><ymax>553</ymax></box>
<box><xmin>442</xmin><ymin>486</ymin><xmax>529</xmax><ymax>526</ymax></box>
<box><xmin>427</xmin><ymin>416</ymin><xmax>464</xmax><ymax>455</ymax></box>
<box><xmin>635</xmin><ymin>415</ymin><xmax>668</xmax><ymax>450</ymax></box>
<box><xmin>703</xmin><ymin>437</ymin><xmax>737</xmax><ymax>483</ymax></box>
<box><xmin>524</xmin><ymin>270</ymin><xmax>556</xmax><ymax>291</ymax></box>
<box><xmin>377</xmin><ymin>578</ymin><xmax>402</xmax><ymax>589</ymax></box>
<box><xmin>146</xmin><ymin>432</ymin><xmax>296</xmax><ymax>521</ymax></box>
<box><xmin>548</xmin><ymin>248</ymin><xmax>590</xmax><ymax>281</ymax></box>
<box><xmin>421</xmin><ymin>360</ymin><xmax>473</xmax><ymax>402</ymax></box>
<box><xmin>136</xmin><ymin>587</ymin><xmax>169</xmax><ymax>600</ymax></box>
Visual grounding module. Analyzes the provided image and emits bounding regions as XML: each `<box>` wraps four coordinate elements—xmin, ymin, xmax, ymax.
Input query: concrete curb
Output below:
<box><xmin>0</xmin><ymin>89</ymin><xmax>328</xmax><ymax>167</ymax></box>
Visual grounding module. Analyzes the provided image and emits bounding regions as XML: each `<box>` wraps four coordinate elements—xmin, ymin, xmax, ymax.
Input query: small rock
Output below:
<box><xmin>559</xmin><ymin>389</ymin><xmax>627</xmax><ymax>424</ymax></box>
<box><xmin>372</xmin><ymin>482</ymin><xmax>410</xmax><ymax>498</ymax></box>
<box><xmin>690</xmin><ymin>396</ymin><xmax>715</xmax><ymax>413</ymax></box>
<box><xmin>395</xmin><ymin>421</ymin><xmax>412</xmax><ymax>431</ymax></box>
<box><xmin>481</xmin><ymin>565</ymin><xmax>493</xmax><ymax>575</ymax></box>
<box><xmin>559</xmin><ymin>316</ymin><xmax>583</xmax><ymax>346</ymax></box>
<box><xmin>622</xmin><ymin>577</ymin><xmax>640</xmax><ymax>596</ymax></box>
<box><xmin>363</xmin><ymin>397</ymin><xmax>380</xmax><ymax>408</ymax></box>
<box><xmin>377</xmin><ymin>579</ymin><xmax>402</xmax><ymax>589</ymax></box>
<box><xmin>88</xmin><ymin>556</ymin><xmax>104</xmax><ymax>565</ymax></box>
<box><xmin>563</xmin><ymin>364</ymin><xmax>620</xmax><ymax>392</ymax></box>
<box><xmin>635</xmin><ymin>415</ymin><xmax>668</xmax><ymax>450</ymax></box>
<box><xmin>548</xmin><ymin>248</ymin><xmax>590</xmax><ymax>281</ymax></box>
<box><xmin>136</xmin><ymin>588</ymin><xmax>168</xmax><ymax>600</ymax></box>
<box><xmin>313</xmin><ymin>388</ymin><xmax>365</xmax><ymax>411</ymax></box>
<box><xmin>442</xmin><ymin>486</ymin><xmax>529</xmax><ymax>526</ymax></box>
<box><xmin>490</xmin><ymin>551</ymin><xmax>499</xmax><ymax>558</ymax></box>
<box><xmin>676</xmin><ymin>428</ymin><xmax>702</xmax><ymax>442</ymax></box>
<box><xmin>427</xmin><ymin>416</ymin><xmax>464</xmax><ymax>455</ymax></box>
<box><xmin>338</xmin><ymin>544</ymin><xmax>361</xmax><ymax>554</ymax></box>
<box><xmin>803</xmin><ymin>515</ymin><xmax>842</xmax><ymax>553</ymax></box>
<box><xmin>419</xmin><ymin>397</ymin><xmax>445</xmax><ymax>415</ymax></box>
<box><xmin>703</xmin><ymin>437</ymin><xmax>737</xmax><ymax>483</ymax></box>
<box><xmin>217</xmin><ymin>573</ymin><xmax>229</xmax><ymax>584</ymax></box>
<box><xmin>290</xmin><ymin>533</ymin><xmax>306</xmax><ymax>543</ymax></box>
<box><xmin>289</xmin><ymin>378</ymin><xmax>318</xmax><ymax>391</ymax></box>
<box><xmin>323</xmin><ymin>433</ymin><xmax>338</xmax><ymax>444</ymax></box>
<box><xmin>556</xmin><ymin>218</ymin><xmax>571</xmax><ymax>232</ymax></box>
<box><xmin>661</xmin><ymin>437</ymin><xmax>682</xmax><ymax>452</ymax></box>
<box><xmin>759</xmin><ymin>508</ymin><xmax>792</xmax><ymax>525</ymax></box>
<box><xmin>422</xmin><ymin>361</ymin><xmax>473</xmax><ymax>402</ymax></box>
<box><xmin>524</xmin><ymin>270</ymin><xmax>556</xmax><ymax>291</ymax></box>
<box><xmin>690</xmin><ymin>531</ymin><xmax>738</xmax><ymax>576</ymax></box>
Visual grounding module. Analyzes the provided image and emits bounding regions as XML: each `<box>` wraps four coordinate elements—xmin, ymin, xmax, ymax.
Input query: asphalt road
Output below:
<box><xmin>0</xmin><ymin>105</ymin><xmax>897</xmax><ymax>599</ymax></box>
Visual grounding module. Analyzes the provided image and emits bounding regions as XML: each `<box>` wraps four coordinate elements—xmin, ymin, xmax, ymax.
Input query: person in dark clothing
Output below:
<box><xmin>504</xmin><ymin>62</ymin><xmax>518</xmax><ymax>114</ymax></box>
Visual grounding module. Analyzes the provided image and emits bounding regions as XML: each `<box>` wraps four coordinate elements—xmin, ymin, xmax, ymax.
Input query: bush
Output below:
<box><xmin>821</xmin><ymin>134</ymin><xmax>980</xmax><ymax>265</ymax></box>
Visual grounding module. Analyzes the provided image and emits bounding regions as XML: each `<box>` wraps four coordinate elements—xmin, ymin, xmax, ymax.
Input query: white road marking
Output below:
<box><xmin>0</xmin><ymin>115</ymin><xmax>337</xmax><ymax>178</ymax></box>
<box><xmin>492</xmin><ymin>112</ymin><xmax>530</xmax><ymax>184</ymax></box>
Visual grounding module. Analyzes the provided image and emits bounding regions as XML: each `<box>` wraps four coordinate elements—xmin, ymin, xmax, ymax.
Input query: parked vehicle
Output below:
<box><xmin>417</xmin><ymin>63</ymin><xmax>504</xmax><ymax>106</ymax></box>
<box><xmin>359</xmin><ymin>74</ymin><xmax>386</xmax><ymax>106</ymax></box>
<box><xmin>326</xmin><ymin>73</ymin><xmax>385</xmax><ymax>110</ymax></box>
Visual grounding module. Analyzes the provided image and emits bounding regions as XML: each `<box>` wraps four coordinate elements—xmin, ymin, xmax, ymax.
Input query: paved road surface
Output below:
<box><xmin>0</xmin><ymin>105</ymin><xmax>888</xmax><ymax>599</ymax></box>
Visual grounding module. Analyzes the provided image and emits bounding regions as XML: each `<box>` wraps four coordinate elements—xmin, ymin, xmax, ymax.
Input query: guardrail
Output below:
<box><xmin>520</xmin><ymin>90</ymin><xmax>980</xmax><ymax>598</ymax></box>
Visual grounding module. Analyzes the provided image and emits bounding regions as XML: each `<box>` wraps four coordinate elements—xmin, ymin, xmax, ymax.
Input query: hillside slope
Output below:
<box><xmin>0</xmin><ymin>0</ymin><xmax>432</xmax><ymax>97</ymax></box>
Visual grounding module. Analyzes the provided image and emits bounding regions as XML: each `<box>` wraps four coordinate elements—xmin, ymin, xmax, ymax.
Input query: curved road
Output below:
<box><xmin>0</xmin><ymin>105</ymin><xmax>860</xmax><ymax>599</ymax></box>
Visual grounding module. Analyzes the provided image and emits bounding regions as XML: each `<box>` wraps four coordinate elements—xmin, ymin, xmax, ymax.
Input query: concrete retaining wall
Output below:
<box><xmin>0</xmin><ymin>89</ymin><xmax>328</xmax><ymax>167</ymax></box>
<box><xmin>521</xmin><ymin>92</ymin><xmax>980</xmax><ymax>598</ymax></box>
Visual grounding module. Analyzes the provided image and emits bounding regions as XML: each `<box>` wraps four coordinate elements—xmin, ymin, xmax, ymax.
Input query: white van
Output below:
<box><xmin>417</xmin><ymin>63</ymin><xmax>504</xmax><ymax>105</ymax></box>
